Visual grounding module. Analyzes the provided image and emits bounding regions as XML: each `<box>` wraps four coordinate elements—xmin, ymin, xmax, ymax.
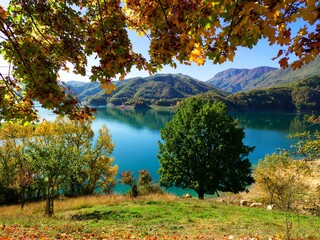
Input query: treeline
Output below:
<box><xmin>0</xmin><ymin>118</ymin><xmax>118</xmax><ymax>216</ymax></box>
<box><xmin>201</xmin><ymin>76</ymin><xmax>320</xmax><ymax>113</ymax></box>
<box><xmin>87</xmin><ymin>75</ymin><xmax>320</xmax><ymax>113</ymax></box>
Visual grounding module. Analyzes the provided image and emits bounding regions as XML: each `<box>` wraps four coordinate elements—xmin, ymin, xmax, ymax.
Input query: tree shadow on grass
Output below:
<box><xmin>70</xmin><ymin>210</ymin><xmax>142</xmax><ymax>221</ymax></box>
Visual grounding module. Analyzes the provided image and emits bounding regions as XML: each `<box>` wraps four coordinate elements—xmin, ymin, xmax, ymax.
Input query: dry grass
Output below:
<box><xmin>215</xmin><ymin>160</ymin><xmax>320</xmax><ymax>209</ymax></box>
<box><xmin>1</xmin><ymin>193</ymin><xmax>320</xmax><ymax>239</ymax></box>
<box><xmin>0</xmin><ymin>194</ymin><xmax>179</xmax><ymax>224</ymax></box>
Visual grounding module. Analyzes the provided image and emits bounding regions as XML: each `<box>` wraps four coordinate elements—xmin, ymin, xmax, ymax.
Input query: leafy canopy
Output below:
<box><xmin>158</xmin><ymin>97</ymin><xmax>254</xmax><ymax>199</ymax></box>
<box><xmin>0</xmin><ymin>118</ymin><xmax>118</xmax><ymax>215</ymax></box>
<box><xmin>0</xmin><ymin>0</ymin><xmax>319</xmax><ymax>121</ymax></box>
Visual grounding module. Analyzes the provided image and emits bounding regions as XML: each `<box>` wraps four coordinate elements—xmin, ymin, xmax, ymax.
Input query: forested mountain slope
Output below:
<box><xmin>206</xmin><ymin>67</ymin><xmax>277</xmax><ymax>93</ymax></box>
<box><xmin>202</xmin><ymin>75</ymin><xmax>320</xmax><ymax>112</ymax></box>
<box><xmin>67</xmin><ymin>74</ymin><xmax>223</xmax><ymax>107</ymax></box>
<box><xmin>244</xmin><ymin>58</ymin><xmax>320</xmax><ymax>91</ymax></box>
<box><xmin>206</xmin><ymin>58</ymin><xmax>320</xmax><ymax>93</ymax></box>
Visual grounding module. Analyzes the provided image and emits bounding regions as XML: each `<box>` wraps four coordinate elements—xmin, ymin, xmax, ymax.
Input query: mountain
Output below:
<box><xmin>65</xmin><ymin>81</ymin><xmax>101</xmax><ymax>101</ymax></box>
<box><xmin>243</xmin><ymin>58</ymin><xmax>320</xmax><ymax>91</ymax></box>
<box><xmin>206</xmin><ymin>67</ymin><xmax>277</xmax><ymax>93</ymax></box>
<box><xmin>66</xmin><ymin>74</ymin><xmax>224</xmax><ymax>107</ymax></box>
<box><xmin>201</xmin><ymin>75</ymin><xmax>320</xmax><ymax>113</ymax></box>
<box><xmin>206</xmin><ymin>58</ymin><xmax>320</xmax><ymax>93</ymax></box>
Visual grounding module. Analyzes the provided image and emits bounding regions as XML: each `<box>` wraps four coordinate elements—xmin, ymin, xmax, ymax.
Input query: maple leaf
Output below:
<box><xmin>189</xmin><ymin>43</ymin><xmax>206</xmax><ymax>65</ymax></box>
<box><xmin>101</xmin><ymin>80</ymin><xmax>117</xmax><ymax>94</ymax></box>
<box><xmin>291</xmin><ymin>61</ymin><xmax>303</xmax><ymax>70</ymax></box>
<box><xmin>279</xmin><ymin>57</ymin><xmax>289</xmax><ymax>68</ymax></box>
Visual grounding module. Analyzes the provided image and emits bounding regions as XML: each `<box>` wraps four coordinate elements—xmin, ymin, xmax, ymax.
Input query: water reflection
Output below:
<box><xmin>231</xmin><ymin>112</ymin><xmax>308</xmax><ymax>133</ymax></box>
<box><xmin>95</xmin><ymin>107</ymin><xmax>174</xmax><ymax>130</ymax></box>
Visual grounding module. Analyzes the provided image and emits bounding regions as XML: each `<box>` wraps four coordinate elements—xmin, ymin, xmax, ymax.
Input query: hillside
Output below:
<box><xmin>244</xmin><ymin>58</ymin><xmax>320</xmax><ymax>91</ymax></box>
<box><xmin>206</xmin><ymin>66</ymin><xmax>277</xmax><ymax>93</ymax></box>
<box><xmin>107</xmin><ymin>74</ymin><xmax>218</xmax><ymax>106</ymax></box>
<box><xmin>65</xmin><ymin>79</ymin><xmax>133</xmax><ymax>101</ymax></box>
<box><xmin>201</xmin><ymin>75</ymin><xmax>320</xmax><ymax>113</ymax></box>
<box><xmin>206</xmin><ymin>58</ymin><xmax>320</xmax><ymax>93</ymax></box>
<box><xmin>67</xmin><ymin>74</ymin><xmax>223</xmax><ymax>107</ymax></box>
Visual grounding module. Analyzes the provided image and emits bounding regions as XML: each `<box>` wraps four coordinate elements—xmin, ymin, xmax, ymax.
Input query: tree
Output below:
<box><xmin>0</xmin><ymin>0</ymin><xmax>319</xmax><ymax>121</ymax></box>
<box><xmin>59</xmin><ymin>119</ymin><xmax>118</xmax><ymax>196</ymax></box>
<box><xmin>0</xmin><ymin>117</ymin><xmax>118</xmax><ymax>212</ymax></box>
<box><xmin>57</xmin><ymin>117</ymin><xmax>95</xmax><ymax>196</ymax></box>
<box><xmin>27</xmin><ymin>120</ymin><xmax>80</xmax><ymax>216</ymax></box>
<box><xmin>120</xmin><ymin>171</ymin><xmax>138</xmax><ymax>198</ymax></box>
<box><xmin>253</xmin><ymin>152</ymin><xmax>310</xmax><ymax>211</ymax></box>
<box><xmin>26</xmin><ymin>118</ymin><xmax>117</xmax><ymax>216</ymax></box>
<box><xmin>157</xmin><ymin>97</ymin><xmax>254</xmax><ymax>199</ymax></box>
<box><xmin>137</xmin><ymin>169</ymin><xmax>163</xmax><ymax>195</ymax></box>
<box><xmin>0</xmin><ymin>140</ymin><xmax>19</xmax><ymax>204</ymax></box>
<box><xmin>289</xmin><ymin>115</ymin><xmax>320</xmax><ymax>161</ymax></box>
<box><xmin>289</xmin><ymin>115</ymin><xmax>320</xmax><ymax>207</ymax></box>
<box><xmin>0</xmin><ymin>122</ymin><xmax>33</xmax><ymax>208</ymax></box>
<box><xmin>79</xmin><ymin>125</ymin><xmax>118</xmax><ymax>195</ymax></box>
<box><xmin>119</xmin><ymin>169</ymin><xmax>162</xmax><ymax>197</ymax></box>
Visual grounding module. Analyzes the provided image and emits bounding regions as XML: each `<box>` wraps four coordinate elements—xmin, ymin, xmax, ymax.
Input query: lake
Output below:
<box><xmin>38</xmin><ymin>107</ymin><xmax>314</xmax><ymax>195</ymax></box>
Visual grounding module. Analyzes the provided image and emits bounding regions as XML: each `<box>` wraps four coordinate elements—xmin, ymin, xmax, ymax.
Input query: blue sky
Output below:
<box><xmin>1</xmin><ymin>0</ymin><xmax>300</xmax><ymax>82</ymax></box>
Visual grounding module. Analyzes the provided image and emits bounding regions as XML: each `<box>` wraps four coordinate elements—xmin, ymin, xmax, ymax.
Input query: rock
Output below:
<box><xmin>250</xmin><ymin>202</ymin><xmax>263</xmax><ymax>207</ymax></box>
<box><xmin>240</xmin><ymin>200</ymin><xmax>248</xmax><ymax>206</ymax></box>
<box><xmin>266</xmin><ymin>204</ymin><xmax>274</xmax><ymax>210</ymax></box>
<box><xmin>185</xmin><ymin>193</ymin><xmax>192</xmax><ymax>198</ymax></box>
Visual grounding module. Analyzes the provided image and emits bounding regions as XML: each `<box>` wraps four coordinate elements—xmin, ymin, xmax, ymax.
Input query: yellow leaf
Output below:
<box><xmin>189</xmin><ymin>43</ymin><xmax>206</xmax><ymax>65</ymax></box>
<box><xmin>101</xmin><ymin>81</ymin><xmax>117</xmax><ymax>94</ymax></box>
<box><xmin>197</xmin><ymin>58</ymin><xmax>205</xmax><ymax>66</ymax></box>
<box><xmin>298</xmin><ymin>26</ymin><xmax>307</xmax><ymax>36</ymax></box>
<box><xmin>274</xmin><ymin>10</ymin><xmax>280</xmax><ymax>19</ymax></box>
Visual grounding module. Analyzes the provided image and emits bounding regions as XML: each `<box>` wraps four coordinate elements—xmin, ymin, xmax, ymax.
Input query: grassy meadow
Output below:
<box><xmin>0</xmin><ymin>194</ymin><xmax>319</xmax><ymax>239</ymax></box>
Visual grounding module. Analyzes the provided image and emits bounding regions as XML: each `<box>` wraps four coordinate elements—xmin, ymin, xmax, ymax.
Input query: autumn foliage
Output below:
<box><xmin>0</xmin><ymin>0</ymin><xmax>319</xmax><ymax>120</ymax></box>
<box><xmin>0</xmin><ymin>118</ymin><xmax>118</xmax><ymax>216</ymax></box>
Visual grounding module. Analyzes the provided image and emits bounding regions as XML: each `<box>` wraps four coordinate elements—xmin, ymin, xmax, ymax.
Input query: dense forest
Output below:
<box><xmin>201</xmin><ymin>76</ymin><xmax>320</xmax><ymax>112</ymax></box>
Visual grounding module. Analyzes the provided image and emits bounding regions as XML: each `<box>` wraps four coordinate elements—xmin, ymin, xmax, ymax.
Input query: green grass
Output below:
<box><xmin>0</xmin><ymin>194</ymin><xmax>319</xmax><ymax>239</ymax></box>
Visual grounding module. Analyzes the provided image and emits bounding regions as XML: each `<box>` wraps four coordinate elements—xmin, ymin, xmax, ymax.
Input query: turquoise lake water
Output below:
<box><xmin>38</xmin><ymin>107</ymin><xmax>315</xmax><ymax>196</ymax></box>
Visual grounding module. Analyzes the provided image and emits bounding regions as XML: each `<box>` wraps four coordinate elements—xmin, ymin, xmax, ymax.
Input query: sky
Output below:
<box><xmin>0</xmin><ymin>0</ymin><xmax>301</xmax><ymax>82</ymax></box>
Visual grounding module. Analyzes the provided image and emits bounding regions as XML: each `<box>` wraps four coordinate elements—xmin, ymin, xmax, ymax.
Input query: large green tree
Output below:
<box><xmin>0</xmin><ymin>0</ymin><xmax>319</xmax><ymax>121</ymax></box>
<box><xmin>158</xmin><ymin>97</ymin><xmax>254</xmax><ymax>199</ymax></box>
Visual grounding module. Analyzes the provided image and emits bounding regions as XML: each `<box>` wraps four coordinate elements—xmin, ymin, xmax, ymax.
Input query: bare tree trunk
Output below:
<box><xmin>20</xmin><ymin>187</ymin><xmax>26</xmax><ymax>209</ymax></box>
<box><xmin>197</xmin><ymin>190</ymin><xmax>205</xmax><ymax>200</ymax></box>
<box><xmin>45</xmin><ymin>179</ymin><xmax>54</xmax><ymax>217</ymax></box>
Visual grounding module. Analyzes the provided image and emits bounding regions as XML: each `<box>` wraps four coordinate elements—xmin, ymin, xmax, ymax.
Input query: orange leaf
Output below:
<box><xmin>279</xmin><ymin>57</ymin><xmax>289</xmax><ymax>68</ymax></box>
<box><xmin>272</xmin><ymin>50</ymin><xmax>283</xmax><ymax>60</ymax></box>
